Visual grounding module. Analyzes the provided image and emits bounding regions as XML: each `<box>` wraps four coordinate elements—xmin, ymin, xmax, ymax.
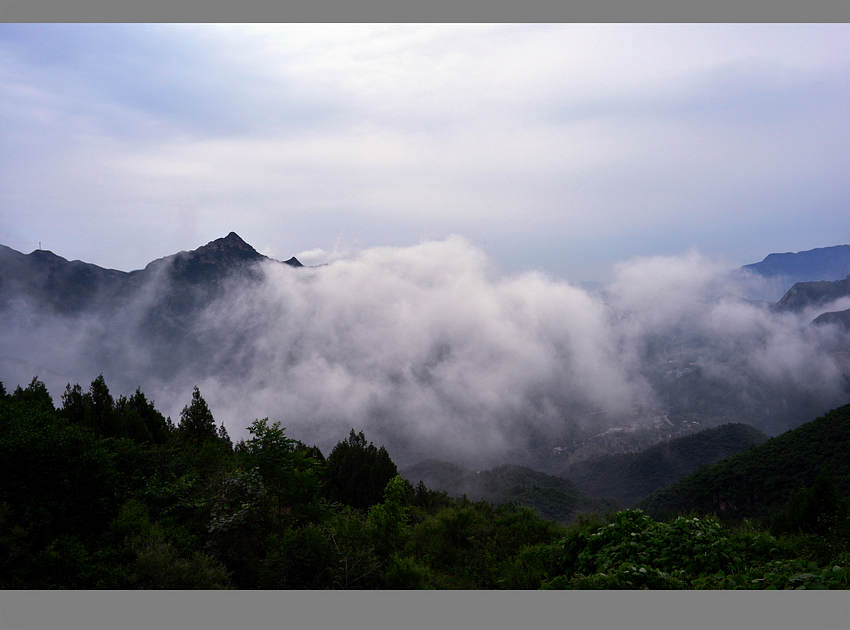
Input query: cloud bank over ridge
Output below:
<box><xmin>2</xmin><ymin>236</ymin><xmax>848</xmax><ymax>467</ymax></box>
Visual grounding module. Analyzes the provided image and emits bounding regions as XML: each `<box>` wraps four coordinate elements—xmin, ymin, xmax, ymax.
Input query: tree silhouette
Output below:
<box><xmin>324</xmin><ymin>429</ymin><xmax>398</xmax><ymax>510</ymax></box>
<box><xmin>177</xmin><ymin>386</ymin><xmax>218</xmax><ymax>445</ymax></box>
<box><xmin>13</xmin><ymin>377</ymin><xmax>54</xmax><ymax>411</ymax></box>
<box><xmin>88</xmin><ymin>375</ymin><xmax>114</xmax><ymax>435</ymax></box>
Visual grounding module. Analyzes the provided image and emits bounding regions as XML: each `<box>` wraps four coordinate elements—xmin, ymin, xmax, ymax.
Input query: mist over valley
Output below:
<box><xmin>3</xmin><ymin>232</ymin><xmax>850</xmax><ymax>473</ymax></box>
<box><xmin>6</xmin><ymin>23</ymin><xmax>850</xmax><ymax>596</ymax></box>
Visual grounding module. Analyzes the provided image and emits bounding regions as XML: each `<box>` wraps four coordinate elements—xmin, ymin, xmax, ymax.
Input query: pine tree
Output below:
<box><xmin>217</xmin><ymin>422</ymin><xmax>232</xmax><ymax>449</ymax></box>
<box><xmin>177</xmin><ymin>386</ymin><xmax>218</xmax><ymax>445</ymax></box>
<box><xmin>88</xmin><ymin>375</ymin><xmax>114</xmax><ymax>435</ymax></box>
<box><xmin>324</xmin><ymin>429</ymin><xmax>398</xmax><ymax>510</ymax></box>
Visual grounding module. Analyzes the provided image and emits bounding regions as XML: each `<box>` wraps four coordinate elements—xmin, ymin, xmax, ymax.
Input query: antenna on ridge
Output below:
<box><xmin>39</xmin><ymin>241</ymin><xmax>42</xmax><ymax>250</ymax></box>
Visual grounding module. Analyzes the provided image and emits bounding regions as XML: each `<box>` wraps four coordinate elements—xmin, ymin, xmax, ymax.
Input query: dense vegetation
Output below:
<box><xmin>402</xmin><ymin>460</ymin><xmax>616</xmax><ymax>523</ymax></box>
<box><xmin>638</xmin><ymin>404</ymin><xmax>850</xmax><ymax>523</ymax></box>
<box><xmin>2</xmin><ymin>376</ymin><xmax>849</xmax><ymax>589</ymax></box>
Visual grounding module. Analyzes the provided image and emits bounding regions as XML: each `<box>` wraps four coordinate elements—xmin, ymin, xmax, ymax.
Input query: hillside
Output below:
<box><xmin>773</xmin><ymin>275</ymin><xmax>850</xmax><ymax>313</ymax></box>
<box><xmin>813</xmin><ymin>308</ymin><xmax>850</xmax><ymax>330</ymax></box>
<box><xmin>637</xmin><ymin>403</ymin><xmax>850</xmax><ymax>521</ymax></box>
<box><xmin>559</xmin><ymin>423</ymin><xmax>767</xmax><ymax>507</ymax></box>
<box><xmin>0</xmin><ymin>244</ymin><xmax>127</xmax><ymax>313</ymax></box>
<box><xmin>402</xmin><ymin>460</ymin><xmax>614</xmax><ymax>523</ymax></box>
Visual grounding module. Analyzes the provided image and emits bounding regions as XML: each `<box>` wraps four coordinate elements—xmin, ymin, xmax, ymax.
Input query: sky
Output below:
<box><xmin>2</xmin><ymin>23</ymin><xmax>850</xmax><ymax>282</ymax></box>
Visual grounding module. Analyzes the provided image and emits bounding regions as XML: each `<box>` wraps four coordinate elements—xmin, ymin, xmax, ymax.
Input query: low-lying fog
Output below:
<box><xmin>3</xmin><ymin>237</ymin><xmax>849</xmax><ymax>467</ymax></box>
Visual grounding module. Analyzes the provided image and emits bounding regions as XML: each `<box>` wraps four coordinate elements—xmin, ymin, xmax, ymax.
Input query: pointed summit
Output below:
<box><xmin>189</xmin><ymin>232</ymin><xmax>263</xmax><ymax>266</ymax></box>
<box><xmin>206</xmin><ymin>233</ymin><xmax>302</xmax><ymax>268</ymax></box>
<box><xmin>205</xmin><ymin>231</ymin><xmax>256</xmax><ymax>253</ymax></box>
<box><xmin>222</xmin><ymin>231</ymin><xmax>248</xmax><ymax>246</ymax></box>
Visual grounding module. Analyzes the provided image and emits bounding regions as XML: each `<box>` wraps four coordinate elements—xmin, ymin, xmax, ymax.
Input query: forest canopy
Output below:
<box><xmin>1</xmin><ymin>376</ymin><xmax>849</xmax><ymax>589</ymax></box>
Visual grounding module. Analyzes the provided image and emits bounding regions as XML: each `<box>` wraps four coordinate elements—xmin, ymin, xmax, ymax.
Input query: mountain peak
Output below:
<box><xmin>183</xmin><ymin>232</ymin><xmax>263</xmax><ymax>263</ymax></box>
<box><xmin>223</xmin><ymin>231</ymin><xmax>246</xmax><ymax>244</ymax></box>
<box><xmin>206</xmin><ymin>233</ymin><xmax>303</xmax><ymax>268</ymax></box>
<box><xmin>205</xmin><ymin>231</ymin><xmax>254</xmax><ymax>251</ymax></box>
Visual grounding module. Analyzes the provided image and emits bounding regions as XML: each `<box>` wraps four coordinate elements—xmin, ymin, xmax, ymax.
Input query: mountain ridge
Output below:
<box><xmin>743</xmin><ymin>243</ymin><xmax>850</xmax><ymax>276</ymax></box>
<box><xmin>0</xmin><ymin>232</ymin><xmax>305</xmax><ymax>387</ymax></box>
<box><xmin>773</xmin><ymin>275</ymin><xmax>850</xmax><ymax>313</ymax></box>
<box><xmin>742</xmin><ymin>244</ymin><xmax>850</xmax><ymax>295</ymax></box>
<box><xmin>4</xmin><ymin>231</ymin><xmax>300</xmax><ymax>274</ymax></box>
<box><xmin>0</xmin><ymin>232</ymin><xmax>302</xmax><ymax>311</ymax></box>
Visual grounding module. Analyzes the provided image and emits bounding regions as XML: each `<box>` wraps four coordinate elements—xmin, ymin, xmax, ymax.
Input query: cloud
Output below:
<box><xmin>292</xmin><ymin>241</ymin><xmax>360</xmax><ymax>266</ymax></box>
<box><xmin>2</xmin><ymin>23</ymin><xmax>850</xmax><ymax>464</ymax></box>
<box><xmin>2</xmin><ymin>237</ymin><xmax>848</xmax><ymax>467</ymax></box>
<box><xmin>2</xmin><ymin>24</ymin><xmax>850</xmax><ymax>278</ymax></box>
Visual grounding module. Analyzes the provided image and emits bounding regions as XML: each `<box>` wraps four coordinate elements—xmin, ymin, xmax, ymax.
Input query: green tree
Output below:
<box><xmin>259</xmin><ymin>525</ymin><xmax>336</xmax><ymax>588</ymax></box>
<box><xmin>207</xmin><ymin>468</ymin><xmax>270</xmax><ymax>587</ymax></box>
<box><xmin>114</xmin><ymin>395</ymin><xmax>152</xmax><ymax>443</ymax></box>
<box><xmin>772</xmin><ymin>470</ymin><xmax>844</xmax><ymax>535</ymax></box>
<box><xmin>12</xmin><ymin>377</ymin><xmax>54</xmax><ymax>411</ymax></box>
<box><xmin>60</xmin><ymin>383</ymin><xmax>86</xmax><ymax>425</ymax></box>
<box><xmin>217</xmin><ymin>423</ymin><xmax>232</xmax><ymax>449</ymax></box>
<box><xmin>176</xmin><ymin>387</ymin><xmax>218</xmax><ymax>445</ymax></box>
<box><xmin>324</xmin><ymin>429</ymin><xmax>398</xmax><ymax>510</ymax></box>
<box><xmin>88</xmin><ymin>374</ymin><xmax>114</xmax><ymax>435</ymax></box>
<box><xmin>367</xmin><ymin>475</ymin><xmax>413</xmax><ymax>557</ymax></box>
<box><xmin>239</xmin><ymin>419</ymin><xmax>294</xmax><ymax>475</ymax></box>
<box><xmin>127</xmin><ymin>388</ymin><xmax>171</xmax><ymax>444</ymax></box>
<box><xmin>236</xmin><ymin>418</ymin><xmax>323</xmax><ymax>524</ymax></box>
<box><xmin>0</xmin><ymin>387</ymin><xmax>120</xmax><ymax>586</ymax></box>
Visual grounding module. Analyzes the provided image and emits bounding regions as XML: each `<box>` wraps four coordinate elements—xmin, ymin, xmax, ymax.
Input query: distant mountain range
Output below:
<box><xmin>740</xmin><ymin>244</ymin><xmax>850</xmax><ymax>328</ymax></box>
<box><xmin>0</xmin><ymin>233</ymin><xmax>303</xmax><ymax>389</ymax></box>
<box><xmin>0</xmin><ymin>232</ymin><xmax>301</xmax><ymax>315</ymax></box>
<box><xmin>742</xmin><ymin>244</ymin><xmax>850</xmax><ymax>286</ymax></box>
<box><xmin>6</xmin><ymin>236</ymin><xmax>849</xmax><ymax>315</ymax></box>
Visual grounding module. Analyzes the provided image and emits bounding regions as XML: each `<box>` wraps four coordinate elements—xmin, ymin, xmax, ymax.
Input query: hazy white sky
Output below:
<box><xmin>2</xmin><ymin>23</ymin><xmax>849</xmax><ymax>281</ymax></box>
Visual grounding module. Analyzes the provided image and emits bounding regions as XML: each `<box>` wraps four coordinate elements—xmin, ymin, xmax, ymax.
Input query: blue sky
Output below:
<box><xmin>2</xmin><ymin>23</ymin><xmax>849</xmax><ymax>281</ymax></box>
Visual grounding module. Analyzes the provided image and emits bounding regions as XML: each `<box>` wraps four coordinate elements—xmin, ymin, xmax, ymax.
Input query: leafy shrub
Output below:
<box><xmin>497</xmin><ymin>543</ymin><xmax>564</xmax><ymax>589</ymax></box>
<box><xmin>259</xmin><ymin>525</ymin><xmax>337</xmax><ymax>588</ymax></box>
<box><xmin>547</xmin><ymin>509</ymin><xmax>796</xmax><ymax>589</ymax></box>
<box><xmin>382</xmin><ymin>553</ymin><xmax>435</xmax><ymax>589</ymax></box>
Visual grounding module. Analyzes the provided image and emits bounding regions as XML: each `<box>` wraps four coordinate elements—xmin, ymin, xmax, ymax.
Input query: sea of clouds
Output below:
<box><xmin>3</xmin><ymin>236</ymin><xmax>849</xmax><ymax>467</ymax></box>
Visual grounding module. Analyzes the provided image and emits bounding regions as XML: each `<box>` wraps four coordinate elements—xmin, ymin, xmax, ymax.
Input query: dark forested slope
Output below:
<box><xmin>773</xmin><ymin>276</ymin><xmax>850</xmax><ymax>313</ymax></box>
<box><xmin>3</xmin><ymin>375</ymin><xmax>850</xmax><ymax>589</ymax></box>
<box><xmin>401</xmin><ymin>460</ymin><xmax>615</xmax><ymax>523</ymax></box>
<box><xmin>638</xmin><ymin>404</ymin><xmax>850</xmax><ymax>521</ymax></box>
<box><xmin>559</xmin><ymin>423</ymin><xmax>767</xmax><ymax>507</ymax></box>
